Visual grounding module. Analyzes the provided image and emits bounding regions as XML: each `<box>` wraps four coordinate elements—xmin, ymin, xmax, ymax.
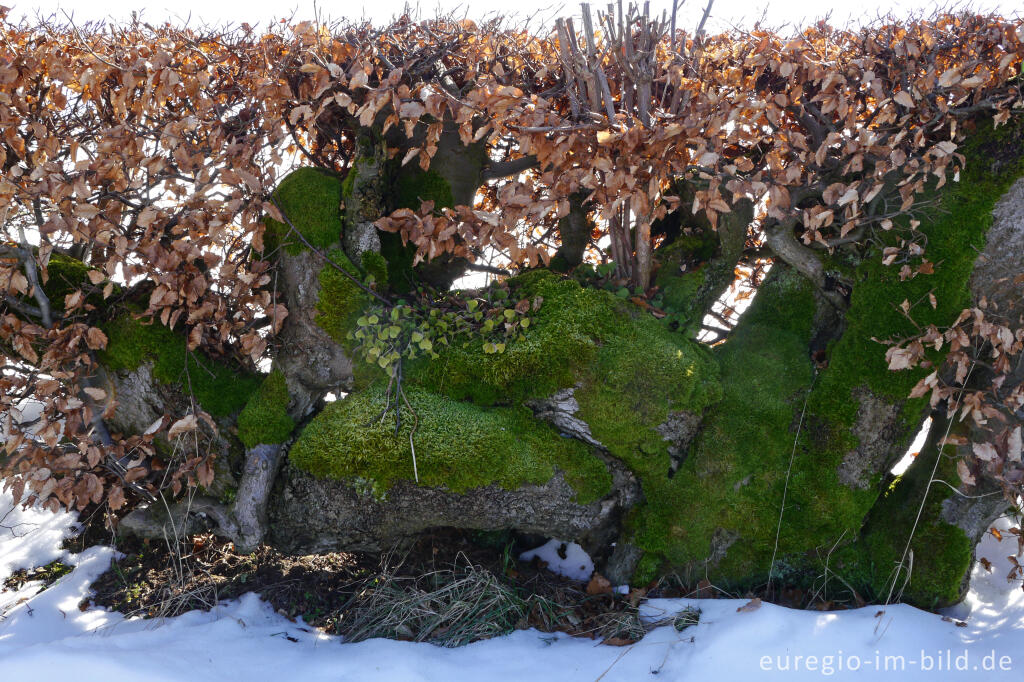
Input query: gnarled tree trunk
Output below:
<box><xmin>119</xmin><ymin>120</ymin><xmax>1024</xmax><ymax>610</ymax></box>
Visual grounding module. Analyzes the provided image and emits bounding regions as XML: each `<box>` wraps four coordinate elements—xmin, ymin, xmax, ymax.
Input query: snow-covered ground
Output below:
<box><xmin>1</xmin><ymin>490</ymin><xmax>1021</xmax><ymax>681</ymax></box>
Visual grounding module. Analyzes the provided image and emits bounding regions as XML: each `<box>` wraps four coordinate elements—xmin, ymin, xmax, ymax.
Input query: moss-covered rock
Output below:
<box><xmin>236</xmin><ymin>369</ymin><xmax>295</xmax><ymax>448</ymax></box>
<box><xmin>625</xmin><ymin>265</ymin><xmax>822</xmax><ymax>578</ymax></box>
<box><xmin>409</xmin><ymin>269</ymin><xmax>719</xmax><ymax>408</ymax></box>
<box><xmin>291</xmin><ymin>269</ymin><xmax>720</xmax><ymax>555</ymax></box>
<box><xmin>287</xmin><ymin>384</ymin><xmax>611</xmax><ymax>503</ymax></box>
<box><xmin>99</xmin><ymin>314</ymin><xmax>260</xmax><ymax>417</ymax></box>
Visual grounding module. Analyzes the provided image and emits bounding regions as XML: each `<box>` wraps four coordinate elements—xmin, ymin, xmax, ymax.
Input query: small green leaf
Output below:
<box><xmin>521</xmin><ymin>318</ymin><xmax>530</xmax><ymax>329</ymax></box>
<box><xmin>503</xmin><ymin>308</ymin><xmax>517</xmax><ymax>320</ymax></box>
<box><xmin>411</xmin><ymin>331</ymin><xmax>424</xmax><ymax>343</ymax></box>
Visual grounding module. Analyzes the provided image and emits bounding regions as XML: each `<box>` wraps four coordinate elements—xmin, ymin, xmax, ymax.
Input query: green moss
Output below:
<box><xmin>409</xmin><ymin>271</ymin><xmax>719</xmax><ymax>414</ymax></box>
<box><xmin>636</xmin><ymin>118</ymin><xmax>1024</xmax><ymax>593</ymax></box>
<box><xmin>632</xmin><ymin>553</ymin><xmax>663</xmax><ymax>586</ymax></box>
<box><xmin>546</xmin><ymin>253</ymin><xmax>573</xmax><ymax>274</ymax></box>
<box><xmin>295</xmin><ymin>269</ymin><xmax>718</xmax><ymax>520</ymax></box>
<box><xmin>42</xmin><ymin>253</ymin><xmax>92</xmax><ymax>306</ymax></box>
<box><xmin>288</xmin><ymin>384</ymin><xmax>611</xmax><ymax>503</ymax></box>
<box><xmin>314</xmin><ymin>248</ymin><xmax>373</xmax><ymax>346</ymax></box>
<box><xmin>573</xmin><ymin>302</ymin><xmax>723</xmax><ymax>562</ymax></box>
<box><xmin>393</xmin><ymin>167</ymin><xmax>454</xmax><ymax>212</ymax></box>
<box><xmin>814</xmin><ymin>117</ymin><xmax>1024</xmax><ymax>423</ymax></box>
<box><xmin>263</xmin><ymin>167</ymin><xmax>344</xmax><ymax>256</ymax></box>
<box><xmin>236</xmin><ymin>369</ymin><xmax>295</xmax><ymax>448</ymax></box>
<box><xmin>340</xmin><ymin>160</ymin><xmax>357</xmax><ymax>205</ymax></box>
<box><xmin>614</xmin><ymin>266</ymin><xmax>822</xmax><ymax>573</ymax></box>
<box><xmin>835</xmin><ymin>440</ymin><xmax>972</xmax><ymax>609</ymax></box>
<box><xmin>22</xmin><ymin>252</ymin><xmax>114</xmax><ymax>312</ymax></box>
<box><xmin>409</xmin><ymin>272</ymin><xmax>604</xmax><ymax>404</ymax></box>
<box><xmin>98</xmin><ymin>314</ymin><xmax>260</xmax><ymax>417</ymax></box>
<box><xmin>654</xmin><ymin>231</ymin><xmax>736</xmax><ymax>337</ymax></box>
<box><xmin>360</xmin><ymin>250</ymin><xmax>389</xmax><ymax>289</ymax></box>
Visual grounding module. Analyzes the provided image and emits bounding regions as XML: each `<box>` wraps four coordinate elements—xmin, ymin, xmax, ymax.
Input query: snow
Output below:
<box><xmin>519</xmin><ymin>538</ymin><xmax>595</xmax><ymax>582</ymax></box>
<box><xmin>2</xmin><ymin>489</ymin><xmax>1022</xmax><ymax>680</ymax></box>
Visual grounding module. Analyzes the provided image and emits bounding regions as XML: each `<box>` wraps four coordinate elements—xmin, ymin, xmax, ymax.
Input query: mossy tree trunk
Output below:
<box><xmin>117</xmin><ymin>119</ymin><xmax>1023</xmax><ymax>609</ymax></box>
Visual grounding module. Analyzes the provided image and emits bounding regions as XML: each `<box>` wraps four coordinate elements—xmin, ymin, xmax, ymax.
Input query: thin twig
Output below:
<box><xmin>399</xmin><ymin>382</ymin><xmax>420</xmax><ymax>483</ymax></box>
<box><xmin>884</xmin><ymin>362</ymin><xmax>975</xmax><ymax>606</ymax></box>
<box><xmin>767</xmin><ymin>371</ymin><xmax>817</xmax><ymax>592</ymax></box>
